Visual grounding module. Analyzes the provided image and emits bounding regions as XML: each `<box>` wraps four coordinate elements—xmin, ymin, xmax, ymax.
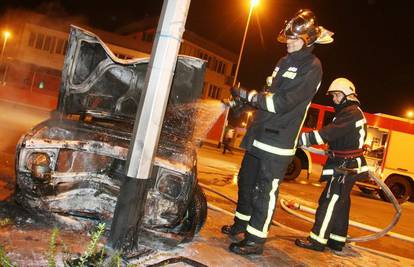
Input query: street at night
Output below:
<box><xmin>1</xmin><ymin>0</ymin><xmax>414</xmax><ymax>265</ymax></box>
<box><xmin>0</xmin><ymin>100</ymin><xmax>413</xmax><ymax>265</ymax></box>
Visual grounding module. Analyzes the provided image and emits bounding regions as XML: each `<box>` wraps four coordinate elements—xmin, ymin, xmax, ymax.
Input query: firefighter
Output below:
<box><xmin>221</xmin><ymin>9</ymin><xmax>334</xmax><ymax>255</ymax></box>
<box><xmin>223</xmin><ymin>125</ymin><xmax>235</xmax><ymax>154</ymax></box>
<box><xmin>295</xmin><ymin>77</ymin><xmax>369</xmax><ymax>252</ymax></box>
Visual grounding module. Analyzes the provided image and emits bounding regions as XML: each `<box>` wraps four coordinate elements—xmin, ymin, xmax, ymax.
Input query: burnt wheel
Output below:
<box><xmin>379</xmin><ymin>175</ymin><xmax>412</xmax><ymax>203</ymax></box>
<box><xmin>284</xmin><ymin>156</ymin><xmax>302</xmax><ymax>181</ymax></box>
<box><xmin>188</xmin><ymin>184</ymin><xmax>208</xmax><ymax>233</ymax></box>
<box><xmin>178</xmin><ymin>183</ymin><xmax>208</xmax><ymax>241</ymax></box>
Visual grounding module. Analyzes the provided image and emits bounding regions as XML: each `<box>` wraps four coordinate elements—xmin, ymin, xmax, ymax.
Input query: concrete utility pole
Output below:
<box><xmin>108</xmin><ymin>0</ymin><xmax>192</xmax><ymax>252</ymax></box>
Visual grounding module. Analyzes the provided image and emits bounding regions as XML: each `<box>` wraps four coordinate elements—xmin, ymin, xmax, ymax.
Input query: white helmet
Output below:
<box><xmin>327</xmin><ymin>78</ymin><xmax>357</xmax><ymax>96</ymax></box>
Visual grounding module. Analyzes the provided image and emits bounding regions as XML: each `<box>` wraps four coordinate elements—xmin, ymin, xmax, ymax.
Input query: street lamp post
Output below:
<box><xmin>220</xmin><ymin>0</ymin><xmax>258</xmax><ymax>148</ymax></box>
<box><xmin>1</xmin><ymin>31</ymin><xmax>11</xmax><ymax>86</ymax></box>
<box><xmin>232</xmin><ymin>0</ymin><xmax>259</xmax><ymax>86</ymax></box>
<box><xmin>0</xmin><ymin>31</ymin><xmax>10</xmax><ymax>63</ymax></box>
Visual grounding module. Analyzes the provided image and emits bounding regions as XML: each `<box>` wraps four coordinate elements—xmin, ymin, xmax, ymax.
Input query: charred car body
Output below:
<box><xmin>15</xmin><ymin>26</ymin><xmax>207</xmax><ymax>245</ymax></box>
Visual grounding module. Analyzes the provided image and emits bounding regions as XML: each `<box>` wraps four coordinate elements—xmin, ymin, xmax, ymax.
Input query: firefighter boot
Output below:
<box><xmin>229</xmin><ymin>238</ymin><xmax>264</xmax><ymax>255</ymax></box>
<box><xmin>295</xmin><ymin>237</ymin><xmax>325</xmax><ymax>252</ymax></box>
<box><xmin>327</xmin><ymin>239</ymin><xmax>344</xmax><ymax>252</ymax></box>
<box><xmin>221</xmin><ymin>224</ymin><xmax>245</xmax><ymax>236</ymax></box>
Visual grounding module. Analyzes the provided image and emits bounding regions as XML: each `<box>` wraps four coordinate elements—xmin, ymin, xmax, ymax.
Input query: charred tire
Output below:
<box><xmin>379</xmin><ymin>175</ymin><xmax>413</xmax><ymax>203</ymax></box>
<box><xmin>284</xmin><ymin>156</ymin><xmax>302</xmax><ymax>181</ymax></box>
<box><xmin>188</xmin><ymin>184</ymin><xmax>208</xmax><ymax>233</ymax></box>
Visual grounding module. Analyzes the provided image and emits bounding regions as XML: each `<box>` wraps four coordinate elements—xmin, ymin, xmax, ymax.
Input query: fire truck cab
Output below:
<box><xmin>359</xmin><ymin>113</ymin><xmax>414</xmax><ymax>203</ymax></box>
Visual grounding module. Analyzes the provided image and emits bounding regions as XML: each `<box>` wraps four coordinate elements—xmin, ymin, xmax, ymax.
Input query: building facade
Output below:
<box><xmin>0</xmin><ymin>10</ymin><xmax>236</xmax><ymax>107</ymax></box>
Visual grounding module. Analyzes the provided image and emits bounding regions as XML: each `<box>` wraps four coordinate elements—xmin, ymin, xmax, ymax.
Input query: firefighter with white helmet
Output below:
<box><xmin>295</xmin><ymin>78</ymin><xmax>368</xmax><ymax>252</ymax></box>
<box><xmin>327</xmin><ymin>77</ymin><xmax>359</xmax><ymax>103</ymax></box>
<box><xmin>222</xmin><ymin>9</ymin><xmax>334</xmax><ymax>255</ymax></box>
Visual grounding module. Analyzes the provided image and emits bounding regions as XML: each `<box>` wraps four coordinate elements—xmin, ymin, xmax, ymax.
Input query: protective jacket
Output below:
<box><xmin>241</xmin><ymin>46</ymin><xmax>322</xmax><ymax>159</ymax></box>
<box><xmin>304</xmin><ymin>100</ymin><xmax>368</xmax><ymax>247</ymax></box>
<box><xmin>304</xmin><ymin>100</ymin><xmax>368</xmax><ymax>180</ymax></box>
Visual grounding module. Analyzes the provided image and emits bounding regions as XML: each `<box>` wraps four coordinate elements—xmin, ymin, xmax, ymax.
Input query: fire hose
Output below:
<box><xmin>199</xmin><ymin>145</ymin><xmax>414</xmax><ymax>244</ymax></box>
<box><xmin>282</xmin><ymin>146</ymin><xmax>409</xmax><ymax>243</ymax></box>
<box><xmin>198</xmin><ymin>182</ymin><xmax>304</xmax><ymax>235</ymax></box>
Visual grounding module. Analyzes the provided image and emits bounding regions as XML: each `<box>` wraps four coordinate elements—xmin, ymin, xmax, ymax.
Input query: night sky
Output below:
<box><xmin>1</xmin><ymin>0</ymin><xmax>413</xmax><ymax>117</ymax></box>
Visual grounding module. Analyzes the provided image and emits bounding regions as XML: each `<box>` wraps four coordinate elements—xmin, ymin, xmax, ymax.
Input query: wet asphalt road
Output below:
<box><xmin>0</xmin><ymin>100</ymin><xmax>413</xmax><ymax>260</ymax></box>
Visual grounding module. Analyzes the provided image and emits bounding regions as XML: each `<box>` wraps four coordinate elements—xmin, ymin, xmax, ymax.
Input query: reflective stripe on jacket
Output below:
<box><xmin>241</xmin><ymin>46</ymin><xmax>322</xmax><ymax>159</ymax></box>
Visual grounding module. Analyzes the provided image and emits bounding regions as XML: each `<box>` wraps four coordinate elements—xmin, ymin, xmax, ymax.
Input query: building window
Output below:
<box><xmin>55</xmin><ymin>39</ymin><xmax>64</xmax><ymax>54</ymax></box>
<box><xmin>28</xmin><ymin>31</ymin><xmax>67</xmax><ymax>56</ymax></box>
<box><xmin>35</xmin><ymin>33</ymin><xmax>44</xmax><ymax>49</ymax></box>
<box><xmin>221</xmin><ymin>63</ymin><xmax>226</xmax><ymax>74</ymax></box>
<box><xmin>217</xmin><ymin>61</ymin><xmax>222</xmax><ymax>73</ymax></box>
<box><xmin>43</xmin><ymin>35</ymin><xmax>51</xmax><ymax>51</ymax></box>
<box><xmin>208</xmin><ymin>84</ymin><xmax>222</xmax><ymax>99</ymax></box>
<box><xmin>28</xmin><ymin>32</ymin><xmax>36</xmax><ymax>47</ymax></box>
<box><xmin>49</xmin><ymin>37</ymin><xmax>56</xmax><ymax>53</ymax></box>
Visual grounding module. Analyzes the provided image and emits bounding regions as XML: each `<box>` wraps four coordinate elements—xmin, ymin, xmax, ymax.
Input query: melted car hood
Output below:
<box><xmin>54</xmin><ymin>26</ymin><xmax>207</xmax><ymax>171</ymax></box>
<box><xmin>59</xmin><ymin>26</ymin><xmax>206</xmax><ymax>122</ymax></box>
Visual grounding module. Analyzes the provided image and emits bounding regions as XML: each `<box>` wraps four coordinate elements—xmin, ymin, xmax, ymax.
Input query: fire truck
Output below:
<box><xmin>293</xmin><ymin>103</ymin><xmax>414</xmax><ymax>203</ymax></box>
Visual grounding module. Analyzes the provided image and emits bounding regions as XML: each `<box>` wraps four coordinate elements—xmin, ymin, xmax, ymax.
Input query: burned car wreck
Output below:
<box><xmin>15</xmin><ymin>26</ymin><xmax>207</xmax><ymax>246</ymax></box>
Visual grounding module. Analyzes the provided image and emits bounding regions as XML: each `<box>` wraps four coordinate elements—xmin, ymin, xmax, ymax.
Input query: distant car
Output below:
<box><xmin>14</xmin><ymin>26</ymin><xmax>207</xmax><ymax>246</ymax></box>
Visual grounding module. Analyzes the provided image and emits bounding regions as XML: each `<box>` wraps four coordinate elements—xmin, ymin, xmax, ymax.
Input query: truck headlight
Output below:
<box><xmin>27</xmin><ymin>152</ymin><xmax>51</xmax><ymax>182</ymax></box>
<box><xmin>156</xmin><ymin>169</ymin><xmax>185</xmax><ymax>200</ymax></box>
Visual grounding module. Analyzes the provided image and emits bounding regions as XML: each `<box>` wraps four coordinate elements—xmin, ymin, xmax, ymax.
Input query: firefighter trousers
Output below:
<box><xmin>310</xmin><ymin>172</ymin><xmax>358</xmax><ymax>247</ymax></box>
<box><xmin>233</xmin><ymin>152</ymin><xmax>292</xmax><ymax>243</ymax></box>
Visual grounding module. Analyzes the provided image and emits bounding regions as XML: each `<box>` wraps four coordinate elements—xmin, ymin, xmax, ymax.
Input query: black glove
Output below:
<box><xmin>229</xmin><ymin>99</ymin><xmax>246</xmax><ymax>118</ymax></box>
<box><xmin>298</xmin><ymin>132</ymin><xmax>311</xmax><ymax>147</ymax></box>
<box><xmin>230</xmin><ymin>87</ymin><xmax>257</xmax><ymax>103</ymax></box>
<box><xmin>230</xmin><ymin>87</ymin><xmax>247</xmax><ymax>100</ymax></box>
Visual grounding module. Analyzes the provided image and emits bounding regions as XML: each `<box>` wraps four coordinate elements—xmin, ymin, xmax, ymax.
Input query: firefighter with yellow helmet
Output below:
<box><xmin>295</xmin><ymin>77</ymin><xmax>369</xmax><ymax>252</ymax></box>
<box><xmin>222</xmin><ymin>9</ymin><xmax>334</xmax><ymax>255</ymax></box>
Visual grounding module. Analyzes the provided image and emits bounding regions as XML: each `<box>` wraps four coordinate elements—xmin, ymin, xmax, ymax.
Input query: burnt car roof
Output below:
<box><xmin>59</xmin><ymin>26</ymin><xmax>206</xmax><ymax>122</ymax></box>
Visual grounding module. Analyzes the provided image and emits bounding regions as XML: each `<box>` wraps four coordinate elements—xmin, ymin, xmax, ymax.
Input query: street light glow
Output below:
<box><xmin>3</xmin><ymin>31</ymin><xmax>11</xmax><ymax>39</ymax></box>
<box><xmin>407</xmin><ymin>110</ymin><xmax>414</xmax><ymax>118</ymax></box>
<box><xmin>251</xmin><ymin>0</ymin><xmax>259</xmax><ymax>7</ymax></box>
